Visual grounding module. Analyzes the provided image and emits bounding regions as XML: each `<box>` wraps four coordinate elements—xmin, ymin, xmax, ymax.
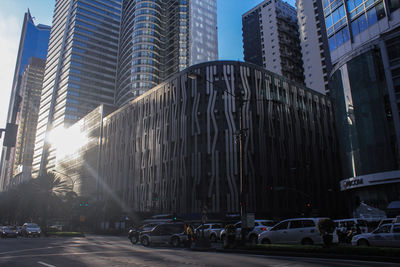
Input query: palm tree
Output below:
<box><xmin>33</xmin><ymin>171</ymin><xmax>71</xmax><ymax>229</ymax></box>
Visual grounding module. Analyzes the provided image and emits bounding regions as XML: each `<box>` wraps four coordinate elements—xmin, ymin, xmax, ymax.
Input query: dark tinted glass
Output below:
<box><xmin>289</xmin><ymin>221</ymin><xmax>303</xmax><ymax>229</ymax></box>
<box><xmin>272</xmin><ymin>221</ymin><xmax>288</xmax><ymax>231</ymax></box>
<box><xmin>303</xmin><ymin>220</ymin><xmax>316</xmax><ymax>227</ymax></box>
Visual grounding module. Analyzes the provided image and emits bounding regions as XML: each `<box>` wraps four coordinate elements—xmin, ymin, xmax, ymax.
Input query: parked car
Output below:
<box><xmin>139</xmin><ymin>222</ymin><xmax>186</xmax><ymax>247</ymax></box>
<box><xmin>128</xmin><ymin>223</ymin><xmax>160</xmax><ymax>244</ymax></box>
<box><xmin>247</xmin><ymin>220</ymin><xmax>275</xmax><ymax>244</ymax></box>
<box><xmin>21</xmin><ymin>223</ymin><xmax>41</xmax><ymax>237</ymax></box>
<box><xmin>258</xmin><ymin>218</ymin><xmax>338</xmax><ymax>245</ymax></box>
<box><xmin>1</xmin><ymin>226</ymin><xmax>18</xmax><ymax>238</ymax></box>
<box><xmin>378</xmin><ymin>218</ymin><xmax>396</xmax><ymax>228</ymax></box>
<box><xmin>195</xmin><ymin>223</ymin><xmax>224</xmax><ymax>242</ymax></box>
<box><xmin>220</xmin><ymin>220</ymin><xmax>274</xmax><ymax>243</ymax></box>
<box><xmin>352</xmin><ymin>223</ymin><xmax>400</xmax><ymax>247</ymax></box>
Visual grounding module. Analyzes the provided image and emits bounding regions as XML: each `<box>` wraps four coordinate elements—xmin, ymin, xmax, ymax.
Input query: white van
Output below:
<box><xmin>258</xmin><ymin>218</ymin><xmax>338</xmax><ymax>245</ymax></box>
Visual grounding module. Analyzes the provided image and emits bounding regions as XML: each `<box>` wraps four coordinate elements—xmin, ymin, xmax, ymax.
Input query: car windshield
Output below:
<box><xmin>27</xmin><ymin>224</ymin><xmax>39</xmax><ymax>228</ymax></box>
<box><xmin>2</xmin><ymin>227</ymin><xmax>9</xmax><ymax>230</ymax></box>
<box><xmin>8</xmin><ymin>226</ymin><xmax>16</xmax><ymax>230</ymax></box>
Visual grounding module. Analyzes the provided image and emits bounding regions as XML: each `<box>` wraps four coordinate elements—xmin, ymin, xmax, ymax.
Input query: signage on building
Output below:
<box><xmin>340</xmin><ymin>170</ymin><xmax>400</xmax><ymax>191</ymax></box>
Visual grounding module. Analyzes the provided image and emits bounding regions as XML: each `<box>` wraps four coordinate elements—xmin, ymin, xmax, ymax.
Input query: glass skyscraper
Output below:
<box><xmin>0</xmin><ymin>11</ymin><xmax>50</xmax><ymax>190</ymax></box>
<box><xmin>322</xmin><ymin>0</ymin><xmax>400</xmax><ymax>213</ymax></box>
<box><xmin>115</xmin><ymin>0</ymin><xmax>218</xmax><ymax>106</ymax></box>
<box><xmin>32</xmin><ymin>0</ymin><xmax>122</xmax><ymax>177</ymax></box>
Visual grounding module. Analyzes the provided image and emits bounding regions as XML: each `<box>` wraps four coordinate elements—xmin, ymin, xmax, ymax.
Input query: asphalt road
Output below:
<box><xmin>0</xmin><ymin>235</ymin><xmax>398</xmax><ymax>267</ymax></box>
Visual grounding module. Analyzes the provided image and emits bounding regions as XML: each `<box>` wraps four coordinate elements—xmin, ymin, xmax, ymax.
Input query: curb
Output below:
<box><xmin>215</xmin><ymin>248</ymin><xmax>400</xmax><ymax>263</ymax></box>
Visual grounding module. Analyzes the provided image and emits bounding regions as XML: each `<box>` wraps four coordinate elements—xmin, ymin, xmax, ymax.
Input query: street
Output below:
<box><xmin>0</xmin><ymin>235</ymin><xmax>398</xmax><ymax>267</ymax></box>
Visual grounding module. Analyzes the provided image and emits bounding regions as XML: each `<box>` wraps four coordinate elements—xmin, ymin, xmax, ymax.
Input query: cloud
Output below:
<box><xmin>0</xmin><ymin>12</ymin><xmax>21</xmax><ymax>125</ymax></box>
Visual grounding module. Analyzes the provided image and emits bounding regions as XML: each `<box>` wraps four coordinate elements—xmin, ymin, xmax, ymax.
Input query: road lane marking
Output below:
<box><xmin>38</xmin><ymin>261</ymin><xmax>56</xmax><ymax>267</ymax></box>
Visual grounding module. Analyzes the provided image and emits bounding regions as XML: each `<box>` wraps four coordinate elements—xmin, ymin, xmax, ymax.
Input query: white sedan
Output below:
<box><xmin>352</xmin><ymin>223</ymin><xmax>400</xmax><ymax>247</ymax></box>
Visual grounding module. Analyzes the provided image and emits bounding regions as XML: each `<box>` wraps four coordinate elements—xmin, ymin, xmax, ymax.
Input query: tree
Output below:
<box><xmin>32</xmin><ymin>171</ymin><xmax>70</xmax><ymax>228</ymax></box>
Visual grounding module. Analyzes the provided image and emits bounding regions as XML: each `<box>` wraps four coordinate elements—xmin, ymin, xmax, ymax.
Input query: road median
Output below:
<box><xmin>216</xmin><ymin>244</ymin><xmax>400</xmax><ymax>263</ymax></box>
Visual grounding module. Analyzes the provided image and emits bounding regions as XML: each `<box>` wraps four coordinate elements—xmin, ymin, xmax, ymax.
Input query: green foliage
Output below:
<box><xmin>0</xmin><ymin>170</ymin><xmax>74</xmax><ymax>227</ymax></box>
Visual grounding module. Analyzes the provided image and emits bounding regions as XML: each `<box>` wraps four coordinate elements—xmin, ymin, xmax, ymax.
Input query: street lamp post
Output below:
<box><xmin>52</xmin><ymin>169</ymin><xmax>76</xmax><ymax>191</ymax></box>
<box><xmin>188</xmin><ymin>72</ymin><xmax>248</xmax><ymax>243</ymax></box>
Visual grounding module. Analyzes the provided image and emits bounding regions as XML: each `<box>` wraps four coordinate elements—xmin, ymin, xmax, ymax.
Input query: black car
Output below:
<box><xmin>139</xmin><ymin>222</ymin><xmax>187</xmax><ymax>247</ymax></box>
<box><xmin>1</xmin><ymin>226</ymin><xmax>18</xmax><ymax>238</ymax></box>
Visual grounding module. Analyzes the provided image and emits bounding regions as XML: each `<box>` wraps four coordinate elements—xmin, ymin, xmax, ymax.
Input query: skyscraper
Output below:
<box><xmin>296</xmin><ymin>0</ymin><xmax>332</xmax><ymax>94</ymax></box>
<box><xmin>13</xmin><ymin>58</ymin><xmax>46</xmax><ymax>185</ymax></box>
<box><xmin>32</xmin><ymin>0</ymin><xmax>122</xmax><ymax>177</ymax></box>
<box><xmin>320</xmin><ymin>0</ymin><xmax>400</xmax><ymax>213</ymax></box>
<box><xmin>242</xmin><ymin>0</ymin><xmax>305</xmax><ymax>85</ymax></box>
<box><xmin>0</xmin><ymin>11</ymin><xmax>50</xmax><ymax>190</ymax></box>
<box><xmin>115</xmin><ymin>0</ymin><xmax>218</xmax><ymax>106</ymax></box>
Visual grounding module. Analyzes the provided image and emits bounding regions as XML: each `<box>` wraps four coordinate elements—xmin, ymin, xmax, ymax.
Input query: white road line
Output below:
<box><xmin>37</xmin><ymin>261</ymin><xmax>56</xmax><ymax>267</ymax></box>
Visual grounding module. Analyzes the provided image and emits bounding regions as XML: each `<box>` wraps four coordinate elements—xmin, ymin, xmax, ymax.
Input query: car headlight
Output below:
<box><xmin>28</xmin><ymin>231</ymin><xmax>32</xmax><ymax>234</ymax></box>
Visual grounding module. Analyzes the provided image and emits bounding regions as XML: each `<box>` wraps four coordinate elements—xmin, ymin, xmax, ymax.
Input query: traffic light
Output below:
<box><xmin>173</xmin><ymin>212</ymin><xmax>177</xmax><ymax>221</ymax></box>
<box><xmin>3</xmin><ymin>123</ymin><xmax>18</xmax><ymax>147</ymax></box>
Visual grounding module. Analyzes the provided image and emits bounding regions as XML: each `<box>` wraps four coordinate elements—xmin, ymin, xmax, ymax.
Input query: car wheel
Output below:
<box><xmin>249</xmin><ymin>235</ymin><xmax>258</xmax><ymax>244</ymax></box>
<box><xmin>357</xmin><ymin>239</ymin><xmax>369</xmax><ymax>247</ymax></box>
<box><xmin>171</xmin><ymin>236</ymin><xmax>180</xmax><ymax>247</ymax></box>
<box><xmin>261</xmin><ymin>238</ymin><xmax>271</xmax><ymax>244</ymax></box>
<box><xmin>141</xmin><ymin>236</ymin><xmax>150</xmax><ymax>247</ymax></box>
<box><xmin>301</xmin><ymin>238</ymin><xmax>314</xmax><ymax>245</ymax></box>
<box><xmin>130</xmin><ymin>235</ymin><xmax>138</xmax><ymax>244</ymax></box>
<box><xmin>210</xmin><ymin>234</ymin><xmax>217</xmax><ymax>243</ymax></box>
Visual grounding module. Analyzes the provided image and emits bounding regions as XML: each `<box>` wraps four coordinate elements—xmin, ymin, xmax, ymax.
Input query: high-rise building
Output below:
<box><xmin>321</xmin><ymin>0</ymin><xmax>400</xmax><ymax>214</ymax></box>
<box><xmin>0</xmin><ymin>11</ymin><xmax>50</xmax><ymax>190</ymax></box>
<box><xmin>13</xmin><ymin>58</ymin><xmax>46</xmax><ymax>185</ymax></box>
<box><xmin>242</xmin><ymin>0</ymin><xmax>305</xmax><ymax>85</ymax></box>
<box><xmin>103</xmin><ymin>61</ymin><xmax>341</xmax><ymax>217</ymax></box>
<box><xmin>32</xmin><ymin>0</ymin><xmax>122</xmax><ymax>178</ymax></box>
<box><xmin>115</xmin><ymin>0</ymin><xmax>218</xmax><ymax>106</ymax></box>
<box><xmin>296</xmin><ymin>0</ymin><xmax>332</xmax><ymax>94</ymax></box>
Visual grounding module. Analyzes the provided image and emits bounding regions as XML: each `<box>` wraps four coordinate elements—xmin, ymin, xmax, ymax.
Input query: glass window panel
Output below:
<box><xmin>367</xmin><ymin>7</ymin><xmax>378</xmax><ymax>26</ymax></box>
<box><xmin>351</xmin><ymin>19</ymin><xmax>360</xmax><ymax>36</ymax></box>
<box><xmin>358</xmin><ymin>14</ymin><xmax>368</xmax><ymax>32</ymax></box>
<box><xmin>336</xmin><ymin>29</ymin><xmax>344</xmax><ymax>47</ymax></box>
<box><xmin>329</xmin><ymin>35</ymin><xmax>337</xmax><ymax>51</ymax></box>
<box><xmin>389</xmin><ymin>0</ymin><xmax>400</xmax><ymax>12</ymax></box>
<box><xmin>376</xmin><ymin>2</ymin><xmax>386</xmax><ymax>20</ymax></box>
<box><xmin>326</xmin><ymin>14</ymin><xmax>333</xmax><ymax>29</ymax></box>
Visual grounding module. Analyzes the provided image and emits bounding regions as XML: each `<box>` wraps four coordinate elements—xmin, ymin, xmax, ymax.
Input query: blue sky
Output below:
<box><xmin>0</xmin><ymin>0</ymin><xmax>295</xmax><ymax>126</ymax></box>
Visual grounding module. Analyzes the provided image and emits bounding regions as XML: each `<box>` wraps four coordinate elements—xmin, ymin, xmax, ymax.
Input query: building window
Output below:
<box><xmin>389</xmin><ymin>0</ymin><xmax>400</xmax><ymax>12</ymax></box>
<box><xmin>351</xmin><ymin>14</ymin><xmax>367</xmax><ymax>37</ymax></box>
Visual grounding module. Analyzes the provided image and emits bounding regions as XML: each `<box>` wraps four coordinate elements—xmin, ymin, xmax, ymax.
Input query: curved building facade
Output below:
<box><xmin>100</xmin><ymin>61</ymin><xmax>342</xmax><ymax>218</ymax></box>
<box><xmin>115</xmin><ymin>0</ymin><xmax>218</xmax><ymax>107</ymax></box>
<box><xmin>324</xmin><ymin>0</ymin><xmax>400</xmax><ymax>214</ymax></box>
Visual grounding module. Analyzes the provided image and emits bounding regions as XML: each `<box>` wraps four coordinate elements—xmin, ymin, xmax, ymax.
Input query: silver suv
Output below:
<box><xmin>139</xmin><ymin>222</ymin><xmax>186</xmax><ymax>247</ymax></box>
<box><xmin>195</xmin><ymin>223</ymin><xmax>224</xmax><ymax>242</ymax></box>
<box><xmin>258</xmin><ymin>218</ymin><xmax>338</xmax><ymax>245</ymax></box>
<box><xmin>220</xmin><ymin>220</ymin><xmax>274</xmax><ymax>243</ymax></box>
